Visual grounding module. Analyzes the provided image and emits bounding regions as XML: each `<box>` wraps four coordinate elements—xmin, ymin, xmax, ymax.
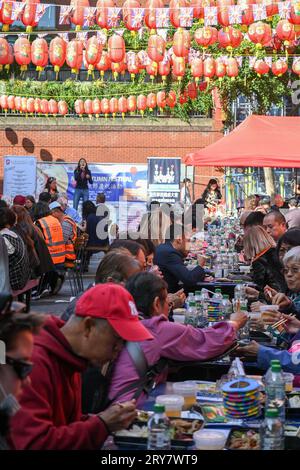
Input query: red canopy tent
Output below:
<box><xmin>184</xmin><ymin>115</ymin><xmax>300</xmax><ymax>168</ymax></box>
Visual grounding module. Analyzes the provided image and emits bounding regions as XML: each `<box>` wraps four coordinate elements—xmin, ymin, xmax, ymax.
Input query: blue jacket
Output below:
<box><xmin>154</xmin><ymin>241</ymin><xmax>205</xmax><ymax>293</ymax></box>
<box><xmin>258</xmin><ymin>345</ymin><xmax>300</xmax><ymax>374</ymax></box>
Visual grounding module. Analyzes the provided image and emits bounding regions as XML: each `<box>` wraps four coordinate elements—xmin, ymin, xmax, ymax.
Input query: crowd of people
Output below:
<box><xmin>1</xmin><ymin>173</ymin><xmax>300</xmax><ymax>450</ymax></box>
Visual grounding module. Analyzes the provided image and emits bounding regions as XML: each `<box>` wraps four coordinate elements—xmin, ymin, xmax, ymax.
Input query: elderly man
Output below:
<box><xmin>263</xmin><ymin>210</ymin><xmax>287</xmax><ymax>243</ymax></box>
<box><xmin>9</xmin><ymin>283</ymin><xmax>153</xmax><ymax>450</ymax></box>
<box><xmin>285</xmin><ymin>198</ymin><xmax>300</xmax><ymax>229</ymax></box>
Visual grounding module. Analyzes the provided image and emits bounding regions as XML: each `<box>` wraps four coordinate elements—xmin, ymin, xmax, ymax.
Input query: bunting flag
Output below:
<box><xmin>236</xmin><ymin>56</ymin><xmax>243</xmax><ymax>67</ymax></box>
<box><xmin>265</xmin><ymin>57</ymin><xmax>272</xmax><ymax>67</ymax></box>
<box><xmin>188</xmin><ymin>48</ymin><xmax>200</xmax><ymax>64</ymax></box>
<box><xmin>157</xmin><ymin>28</ymin><xmax>168</xmax><ymax>41</ymax></box>
<box><xmin>252</xmin><ymin>4</ymin><xmax>267</xmax><ymax>20</ymax></box>
<box><xmin>11</xmin><ymin>2</ymin><xmax>25</xmax><ymax>21</ymax></box>
<box><xmin>58</xmin><ymin>32</ymin><xmax>69</xmax><ymax>42</ymax></box>
<box><xmin>293</xmin><ymin>57</ymin><xmax>300</xmax><ymax>66</ymax></box>
<box><xmin>138</xmin><ymin>27</ymin><xmax>145</xmax><ymax>39</ymax></box>
<box><xmin>204</xmin><ymin>6</ymin><xmax>218</xmax><ymax>26</ymax></box>
<box><xmin>178</xmin><ymin>7</ymin><xmax>193</xmax><ymax>27</ymax></box>
<box><xmin>156</xmin><ymin>8</ymin><xmax>170</xmax><ymax>28</ymax></box>
<box><xmin>278</xmin><ymin>1</ymin><xmax>291</xmax><ymax>18</ymax></box>
<box><xmin>37</xmin><ymin>32</ymin><xmax>48</xmax><ymax>38</ymax></box>
<box><xmin>131</xmin><ymin>8</ymin><xmax>145</xmax><ymax>28</ymax></box>
<box><xmin>228</xmin><ymin>5</ymin><xmax>242</xmax><ymax>24</ymax></box>
<box><xmin>161</xmin><ymin>51</ymin><xmax>170</xmax><ymax>65</ymax></box>
<box><xmin>96</xmin><ymin>30</ymin><xmax>107</xmax><ymax>44</ymax></box>
<box><xmin>107</xmin><ymin>7</ymin><xmax>121</xmax><ymax>27</ymax></box>
<box><xmin>115</xmin><ymin>28</ymin><xmax>125</xmax><ymax>37</ymax></box>
<box><xmin>248</xmin><ymin>56</ymin><xmax>256</xmax><ymax>68</ymax></box>
<box><xmin>126</xmin><ymin>51</ymin><xmax>136</xmax><ymax>65</ymax></box>
<box><xmin>83</xmin><ymin>7</ymin><xmax>96</xmax><ymax>27</ymax></box>
<box><xmin>76</xmin><ymin>31</ymin><xmax>88</xmax><ymax>43</ymax></box>
<box><xmin>137</xmin><ymin>50</ymin><xmax>149</xmax><ymax>66</ymax></box>
<box><xmin>35</xmin><ymin>4</ymin><xmax>48</xmax><ymax>23</ymax></box>
<box><xmin>167</xmin><ymin>47</ymin><xmax>173</xmax><ymax>60</ymax></box>
<box><xmin>59</xmin><ymin>5</ymin><xmax>73</xmax><ymax>25</ymax></box>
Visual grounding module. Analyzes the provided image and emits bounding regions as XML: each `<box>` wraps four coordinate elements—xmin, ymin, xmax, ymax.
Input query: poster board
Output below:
<box><xmin>3</xmin><ymin>156</ymin><xmax>37</xmax><ymax>198</ymax></box>
<box><xmin>147</xmin><ymin>157</ymin><xmax>181</xmax><ymax>204</ymax></box>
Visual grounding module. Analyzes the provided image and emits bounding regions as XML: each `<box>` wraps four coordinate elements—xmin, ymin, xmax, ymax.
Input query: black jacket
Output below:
<box><xmin>0</xmin><ymin>410</ymin><xmax>10</xmax><ymax>450</ymax></box>
<box><xmin>74</xmin><ymin>168</ymin><xmax>93</xmax><ymax>190</ymax></box>
<box><xmin>251</xmin><ymin>247</ymin><xmax>287</xmax><ymax>294</ymax></box>
<box><xmin>154</xmin><ymin>241</ymin><xmax>205</xmax><ymax>293</ymax></box>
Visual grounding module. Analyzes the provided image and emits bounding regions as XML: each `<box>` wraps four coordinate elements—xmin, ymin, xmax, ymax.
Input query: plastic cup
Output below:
<box><xmin>248</xmin><ymin>312</ymin><xmax>261</xmax><ymax>320</ymax></box>
<box><xmin>156</xmin><ymin>395</ymin><xmax>184</xmax><ymax>417</ymax></box>
<box><xmin>172</xmin><ymin>382</ymin><xmax>198</xmax><ymax>409</ymax></box>
<box><xmin>193</xmin><ymin>429</ymin><xmax>227</xmax><ymax>450</ymax></box>
<box><xmin>173</xmin><ymin>314</ymin><xmax>185</xmax><ymax>324</ymax></box>
<box><xmin>259</xmin><ymin>305</ymin><xmax>279</xmax><ymax>312</ymax></box>
<box><xmin>283</xmin><ymin>373</ymin><xmax>294</xmax><ymax>393</ymax></box>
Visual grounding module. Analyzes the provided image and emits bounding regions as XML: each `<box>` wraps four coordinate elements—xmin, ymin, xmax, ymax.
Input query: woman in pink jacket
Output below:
<box><xmin>108</xmin><ymin>272</ymin><xmax>247</xmax><ymax>406</ymax></box>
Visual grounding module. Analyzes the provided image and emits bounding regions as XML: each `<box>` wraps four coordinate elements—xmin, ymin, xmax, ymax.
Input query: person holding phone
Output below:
<box><xmin>73</xmin><ymin>158</ymin><xmax>93</xmax><ymax>211</ymax></box>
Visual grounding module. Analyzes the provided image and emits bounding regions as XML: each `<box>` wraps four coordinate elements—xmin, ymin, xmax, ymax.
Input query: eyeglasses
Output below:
<box><xmin>283</xmin><ymin>267</ymin><xmax>300</xmax><ymax>275</ymax></box>
<box><xmin>5</xmin><ymin>356</ymin><xmax>33</xmax><ymax>380</ymax></box>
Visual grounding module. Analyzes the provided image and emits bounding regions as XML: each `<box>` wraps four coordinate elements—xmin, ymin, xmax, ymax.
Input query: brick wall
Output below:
<box><xmin>0</xmin><ymin>116</ymin><xmax>224</xmax><ymax>197</ymax></box>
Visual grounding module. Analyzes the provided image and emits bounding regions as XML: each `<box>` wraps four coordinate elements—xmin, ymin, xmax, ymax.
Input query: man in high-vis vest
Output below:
<box><xmin>38</xmin><ymin>205</ymin><xmax>66</xmax><ymax>267</ymax></box>
<box><xmin>49</xmin><ymin>201</ymin><xmax>77</xmax><ymax>267</ymax></box>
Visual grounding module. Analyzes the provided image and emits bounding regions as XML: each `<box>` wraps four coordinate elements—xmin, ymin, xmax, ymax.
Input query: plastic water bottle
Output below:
<box><xmin>186</xmin><ymin>293</ymin><xmax>195</xmax><ymax>309</ymax></box>
<box><xmin>212</xmin><ymin>288</ymin><xmax>223</xmax><ymax>301</ymax></box>
<box><xmin>221</xmin><ymin>295</ymin><xmax>232</xmax><ymax>319</ymax></box>
<box><xmin>234</xmin><ymin>283</ymin><xmax>246</xmax><ymax>300</ymax></box>
<box><xmin>147</xmin><ymin>404</ymin><xmax>171</xmax><ymax>450</ymax></box>
<box><xmin>260</xmin><ymin>408</ymin><xmax>284</xmax><ymax>450</ymax></box>
<box><xmin>184</xmin><ymin>301</ymin><xmax>198</xmax><ymax>327</ymax></box>
<box><xmin>264</xmin><ymin>363</ymin><xmax>286</xmax><ymax>422</ymax></box>
<box><xmin>263</xmin><ymin>360</ymin><xmax>281</xmax><ymax>387</ymax></box>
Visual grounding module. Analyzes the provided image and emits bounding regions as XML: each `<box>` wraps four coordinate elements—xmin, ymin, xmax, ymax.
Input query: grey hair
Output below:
<box><xmin>283</xmin><ymin>246</ymin><xmax>300</xmax><ymax>265</ymax></box>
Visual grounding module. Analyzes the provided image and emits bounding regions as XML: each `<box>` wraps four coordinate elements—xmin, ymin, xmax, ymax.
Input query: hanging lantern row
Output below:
<box><xmin>1</xmin><ymin>0</ymin><xmax>300</xmax><ymax>33</ymax></box>
<box><xmin>0</xmin><ymin>94</ymin><xmax>68</xmax><ymax>115</ymax></box>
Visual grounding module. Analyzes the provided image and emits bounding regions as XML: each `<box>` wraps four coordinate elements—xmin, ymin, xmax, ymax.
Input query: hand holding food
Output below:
<box><xmin>229</xmin><ymin>311</ymin><xmax>248</xmax><ymax>330</ymax></box>
<box><xmin>98</xmin><ymin>400</ymin><xmax>137</xmax><ymax>433</ymax></box>
<box><xmin>236</xmin><ymin>340</ymin><xmax>260</xmax><ymax>357</ymax></box>
<box><xmin>272</xmin><ymin>293</ymin><xmax>292</xmax><ymax>309</ymax></box>
<box><xmin>245</xmin><ymin>286</ymin><xmax>259</xmax><ymax>300</ymax></box>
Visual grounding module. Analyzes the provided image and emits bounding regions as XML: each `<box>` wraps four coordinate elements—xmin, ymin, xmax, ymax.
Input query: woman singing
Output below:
<box><xmin>73</xmin><ymin>158</ymin><xmax>93</xmax><ymax>210</ymax></box>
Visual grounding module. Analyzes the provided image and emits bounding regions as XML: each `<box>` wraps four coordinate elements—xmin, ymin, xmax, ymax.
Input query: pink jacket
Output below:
<box><xmin>108</xmin><ymin>315</ymin><xmax>236</xmax><ymax>406</ymax></box>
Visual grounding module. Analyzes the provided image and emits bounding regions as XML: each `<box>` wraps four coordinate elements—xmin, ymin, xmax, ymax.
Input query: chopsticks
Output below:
<box><xmin>270</xmin><ymin>313</ymin><xmax>295</xmax><ymax>329</ymax></box>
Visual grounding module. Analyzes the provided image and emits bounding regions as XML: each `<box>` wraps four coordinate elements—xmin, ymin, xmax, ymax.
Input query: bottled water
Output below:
<box><xmin>260</xmin><ymin>408</ymin><xmax>284</xmax><ymax>450</ymax></box>
<box><xmin>221</xmin><ymin>295</ymin><xmax>232</xmax><ymax>319</ymax></box>
<box><xmin>234</xmin><ymin>283</ymin><xmax>246</xmax><ymax>300</ymax></box>
<box><xmin>147</xmin><ymin>404</ymin><xmax>171</xmax><ymax>450</ymax></box>
<box><xmin>184</xmin><ymin>301</ymin><xmax>198</xmax><ymax>327</ymax></box>
<box><xmin>186</xmin><ymin>293</ymin><xmax>195</xmax><ymax>309</ymax></box>
<box><xmin>264</xmin><ymin>363</ymin><xmax>286</xmax><ymax>422</ymax></box>
<box><xmin>212</xmin><ymin>288</ymin><xmax>223</xmax><ymax>301</ymax></box>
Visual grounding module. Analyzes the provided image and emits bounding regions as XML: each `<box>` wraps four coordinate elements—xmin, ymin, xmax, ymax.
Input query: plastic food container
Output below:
<box><xmin>259</xmin><ymin>305</ymin><xmax>279</xmax><ymax>312</ymax></box>
<box><xmin>193</xmin><ymin>429</ymin><xmax>227</xmax><ymax>450</ymax></box>
<box><xmin>283</xmin><ymin>373</ymin><xmax>295</xmax><ymax>393</ymax></box>
<box><xmin>248</xmin><ymin>312</ymin><xmax>261</xmax><ymax>320</ymax></box>
<box><xmin>156</xmin><ymin>395</ymin><xmax>184</xmax><ymax>417</ymax></box>
<box><xmin>172</xmin><ymin>382</ymin><xmax>198</xmax><ymax>408</ymax></box>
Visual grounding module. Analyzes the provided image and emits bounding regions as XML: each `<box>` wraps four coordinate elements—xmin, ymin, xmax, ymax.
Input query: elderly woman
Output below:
<box><xmin>277</xmin><ymin>228</ymin><xmax>300</xmax><ymax>264</ymax></box>
<box><xmin>243</xmin><ymin>225</ymin><xmax>286</xmax><ymax>295</ymax></box>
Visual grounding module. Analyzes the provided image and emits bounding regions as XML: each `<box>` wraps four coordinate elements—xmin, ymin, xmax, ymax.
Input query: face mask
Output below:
<box><xmin>0</xmin><ymin>382</ymin><xmax>20</xmax><ymax>416</ymax></box>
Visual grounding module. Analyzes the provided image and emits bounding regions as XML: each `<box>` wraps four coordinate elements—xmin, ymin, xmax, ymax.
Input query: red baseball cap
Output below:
<box><xmin>75</xmin><ymin>283</ymin><xmax>153</xmax><ymax>342</ymax></box>
<box><xmin>13</xmin><ymin>195</ymin><xmax>26</xmax><ymax>206</ymax></box>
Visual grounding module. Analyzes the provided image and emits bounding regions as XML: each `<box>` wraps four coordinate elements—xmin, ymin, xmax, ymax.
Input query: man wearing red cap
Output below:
<box><xmin>9</xmin><ymin>284</ymin><xmax>153</xmax><ymax>450</ymax></box>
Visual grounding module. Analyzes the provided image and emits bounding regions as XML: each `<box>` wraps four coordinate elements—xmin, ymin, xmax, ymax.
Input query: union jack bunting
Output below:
<box><xmin>107</xmin><ymin>7</ymin><xmax>121</xmax><ymax>27</ymax></box>
<box><xmin>131</xmin><ymin>8</ymin><xmax>145</xmax><ymax>28</ymax></box>
<box><xmin>126</xmin><ymin>51</ymin><xmax>136</xmax><ymax>66</ymax></box>
<box><xmin>228</xmin><ymin>5</ymin><xmax>242</xmax><ymax>24</ymax></box>
<box><xmin>204</xmin><ymin>6</ymin><xmax>218</xmax><ymax>26</ymax></box>
<box><xmin>58</xmin><ymin>33</ymin><xmax>69</xmax><ymax>42</ymax></box>
<box><xmin>11</xmin><ymin>2</ymin><xmax>25</xmax><ymax>21</ymax></box>
<box><xmin>138</xmin><ymin>27</ymin><xmax>145</xmax><ymax>39</ymax></box>
<box><xmin>161</xmin><ymin>52</ymin><xmax>170</xmax><ymax>65</ymax></box>
<box><xmin>157</xmin><ymin>28</ymin><xmax>168</xmax><ymax>40</ymax></box>
<box><xmin>156</xmin><ymin>8</ymin><xmax>170</xmax><ymax>28</ymax></box>
<box><xmin>0</xmin><ymin>2</ymin><xmax>2</xmax><ymax>10</ymax></box>
<box><xmin>293</xmin><ymin>57</ymin><xmax>300</xmax><ymax>66</ymax></box>
<box><xmin>236</xmin><ymin>56</ymin><xmax>243</xmax><ymax>67</ymax></box>
<box><xmin>252</xmin><ymin>4</ymin><xmax>267</xmax><ymax>20</ymax></box>
<box><xmin>137</xmin><ymin>50</ymin><xmax>149</xmax><ymax>66</ymax></box>
<box><xmin>178</xmin><ymin>7</ymin><xmax>193</xmax><ymax>27</ymax></box>
<box><xmin>188</xmin><ymin>48</ymin><xmax>200</xmax><ymax>64</ymax></box>
<box><xmin>115</xmin><ymin>29</ymin><xmax>125</xmax><ymax>37</ymax></box>
<box><xmin>37</xmin><ymin>33</ymin><xmax>48</xmax><ymax>38</ymax></box>
<box><xmin>278</xmin><ymin>1</ymin><xmax>291</xmax><ymax>19</ymax></box>
<box><xmin>167</xmin><ymin>47</ymin><xmax>173</xmax><ymax>60</ymax></box>
<box><xmin>83</xmin><ymin>7</ymin><xmax>96</xmax><ymax>27</ymax></box>
<box><xmin>59</xmin><ymin>5</ymin><xmax>73</xmax><ymax>25</ymax></box>
<box><xmin>265</xmin><ymin>57</ymin><xmax>272</xmax><ymax>67</ymax></box>
<box><xmin>96</xmin><ymin>31</ymin><xmax>107</xmax><ymax>45</ymax></box>
<box><xmin>35</xmin><ymin>4</ymin><xmax>48</xmax><ymax>23</ymax></box>
<box><xmin>76</xmin><ymin>31</ymin><xmax>88</xmax><ymax>44</ymax></box>
<box><xmin>248</xmin><ymin>56</ymin><xmax>256</xmax><ymax>68</ymax></box>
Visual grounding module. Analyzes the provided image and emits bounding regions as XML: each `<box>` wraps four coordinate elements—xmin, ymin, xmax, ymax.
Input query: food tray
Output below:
<box><xmin>225</xmin><ymin>427</ymin><xmax>260</xmax><ymax>450</ymax></box>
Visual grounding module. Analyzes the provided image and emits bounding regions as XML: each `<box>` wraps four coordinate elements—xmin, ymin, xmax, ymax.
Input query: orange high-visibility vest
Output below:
<box><xmin>64</xmin><ymin>215</ymin><xmax>77</xmax><ymax>262</ymax></box>
<box><xmin>39</xmin><ymin>215</ymin><xmax>66</xmax><ymax>265</ymax></box>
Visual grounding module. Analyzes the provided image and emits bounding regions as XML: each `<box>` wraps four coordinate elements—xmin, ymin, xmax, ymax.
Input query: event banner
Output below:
<box><xmin>147</xmin><ymin>157</ymin><xmax>181</xmax><ymax>204</ymax></box>
<box><xmin>3</xmin><ymin>155</ymin><xmax>37</xmax><ymax>198</ymax></box>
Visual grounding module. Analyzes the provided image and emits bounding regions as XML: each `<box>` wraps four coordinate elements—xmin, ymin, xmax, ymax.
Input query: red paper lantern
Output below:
<box><xmin>75</xmin><ymin>99</ymin><xmax>84</xmax><ymax>117</ymax></box>
<box><xmin>123</xmin><ymin>0</ymin><xmax>142</xmax><ymax>34</ymax></box>
<box><xmin>194</xmin><ymin>26</ymin><xmax>218</xmax><ymax>48</ymax></box>
<box><xmin>34</xmin><ymin>97</ymin><xmax>41</xmax><ymax>114</ymax></box>
<box><xmin>147</xmin><ymin>35</ymin><xmax>165</xmax><ymax>63</ymax></box>
<box><xmin>173</xmin><ymin>29</ymin><xmax>191</xmax><ymax>58</ymax></box>
<box><xmin>172</xmin><ymin>55</ymin><xmax>186</xmax><ymax>82</ymax></box>
<box><xmin>127</xmin><ymin>52</ymin><xmax>140</xmax><ymax>80</ymax></box>
<box><xmin>293</xmin><ymin>58</ymin><xmax>300</xmax><ymax>76</ymax></box>
<box><xmin>0</xmin><ymin>95</ymin><xmax>8</xmax><ymax>111</ymax></box>
<box><xmin>290</xmin><ymin>3</ymin><xmax>300</xmax><ymax>26</ymax></box>
<box><xmin>187</xmin><ymin>82</ymin><xmax>198</xmax><ymax>100</ymax></box>
<box><xmin>40</xmin><ymin>99</ymin><xmax>49</xmax><ymax>115</ymax></box>
<box><xmin>145</xmin><ymin>0</ymin><xmax>163</xmax><ymax>31</ymax></box>
<box><xmin>191</xmin><ymin>57</ymin><xmax>203</xmax><ymax>83</ymax></box>
<box><xmin>127</xmin><ymin>95</ymin><xmax>137</xmax><ymax>114</ymax></box>
<box><xmin>14</xmin><ymin>37</ymin><xmax>31</xmax><ymax>72</ymax></box>
<box><xmin>27</xmin><ymin>97</ymin><xmax>35</xmax><ymax>114</ymax></box>
<box><xmin>191</xmin><ymin>0</ymin><xmax>213</xmax><ymax>21</ymax></box>
<box><xmin>101</xmin><ymin>98</ymin><xmax>110</xmax><ymax>117</ymax></box>
<box><xmin>7</xmin><ymin>95</ymin><xmax>15</xmax><ymax>112</ymax></box>
<box><xmin>217</xmin><ymin>0</ymin><xmax>233</xmax><ymax>28</ymax></box>
<box><xmin>218</xmin><ymin>27</ymin><xmax>243</xmax><ymax>51</ymax></box>
<box><xmin>237</xmin><ymin>0</ymin><xmax>254</xmax><ymax>28</ymax></box>
<box><xmin>146</xmin><ymin>60</ymin><xmax>158</xmax><ymax>80</ymax></box>
<box><xmin>0</xmin><ymin>38</ymin><xmax>9</xmax><ymax>70</ymax></box>
<box><xmin>254</xmin><ymin>59</ymin><xmax>270</xmax><ymax>76</ymax></box>
<box><xmin>157</xmin><ymin>91</ymin><xmax>166</xmax><ymax>112</ymax></box>
<box><xmin>248</xmin><ymin>21</ymin><xmax>272</xmax><ymax>49</ymax></box>
<box><xmin>111</xmin><ymin>60</ymin><xmax>126</xmax><ymax>80</ymax></box>
<box><xmin>14</xmin><ymin>96</ymin><xmax>22</xmax><ymax>113</ymax></box>
<box><xmin>66</xmin><ymin>39</ymin><xmax>83</xmax><ymax>75</ymax></box>
<box><xmin>48</xmin><ymin>99</ymin><xmax>58</xmax><ymax>116</ymax></box>
<box><xmin>276</xmin><ymin>20</ymin><xmax>295</xmax><ymax>47</ymax></box>
<box><xmin>203</xmin><ymin>57</ymin><xmax>215</xmax><ymax>80</ymax></box>
<box><xmin>169</xmin><ymin>0</ymin><xmax>187</xmax><ymax>28</ymax></box>
<box><xmin>84</xmin><ymin>99</ymin><xmax>93</xmax><ymax>118</ymax></box>
<box><xmin>92</xmin><ymin>98</ymin><xmax>101</xmax><ymax>118</ymax></box>
<box><xmin>158</xmin><ymin>59</ymin><xmax>171</xmax><ymax>82</ymax></box>
<box><xmin>166</xmin><ymin>90</ymin><xmax>177</xmax><ymax>108</ymax></box>
<box><xmin>86</xmin><ymin>35</ymin><xmax>103</xmax><ymax>75</ymax></box>
<box><xmin>137</xmin><ymin>94</ymin><xmax>147</xmax><ymax>115</ymax></box>
<box><xmin>215</xmin><ymin>57</ymin><xmax>226</xmax><ymax>79</ymax></box>
<box><xmin>179</xmin><ymin>92</ymin><xmax>188</xmax><ymax>105</ymax></box>
<box><xmin>255</xmin><ymin>0</ymin><xmax>278</xmax><ymax>19</ymax></box>
<box><xmin>96</xmin><ymin>0</ymin><xmax>115</xmax><ymax>29</ymax></box>
<box><xmin>147</xmin><ymin>93</ymin><xmax>157</xmax><ymax>112</ymax></box>
<box><xmin>137</xmin><ymin>50</ymin><xmax>148</xmax><ymax>69</ymax></box>
<box><xmin>21</xmin><ymin>97</ymin><xmax>28</xmax><ymax>114</ymax></box>
<box><xmin>118</xmin><ymin>96</ymin><xmax>128</xmax><ymax>119</ymax></box>
<box><xmin>71</xmin><ymin>0</ymin><xmax>90</xmax><ymax>31</ymax></box>
<box><xmin>272</xmin><ymin>59</ymin><xmax>288</xmax><ymax>76</ymax></box>
<box><xmin>22</xmin><ymin>0</ymin><xmax>40</xmax><ymax>34</ymax></box>
<box><xmin>5</xmin><ymin>44</ymin><xmax>13</xmax><ymax>71</ymax></box>
<box><xmin>108</xmin><ymin>34</ymin><xmax>125</xmax><ymax>63</ymax></box>
<box><xmin>58</xmin><ymin>100</ymin><xmax>68</xmax><ymax>116</ymax></box>
<box><xmin>50</xmin><ymin>37</ymin><xmax>66</xmax><ymax>77</ymax></box>
<box><xmin>0</xmin><ymin>2</ymin><xmax>14</xmax><ymax>32</ymax></box>
<box><xmin>109</xmin><ymin>97</ymin><xmax>118</xmax><ymax>118</ymax></box>
<box><xmin>96</xmin><ymin>50</ymin><xmax>111</xmax><ymax>78</ymax></box>
<box><xmin>226</xmin><ymin>57</ymin><xmax>239</xmax><ymax>79</ymax></box>
<box><xmin>271</xmin><ymin>34</ymin><xmax>283</xmax><ymax>52</ymax></box>
<box><xmin>31</xmin><ymin>38</ymin><xmax>48</xmax><ymax>73</ymax></box>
